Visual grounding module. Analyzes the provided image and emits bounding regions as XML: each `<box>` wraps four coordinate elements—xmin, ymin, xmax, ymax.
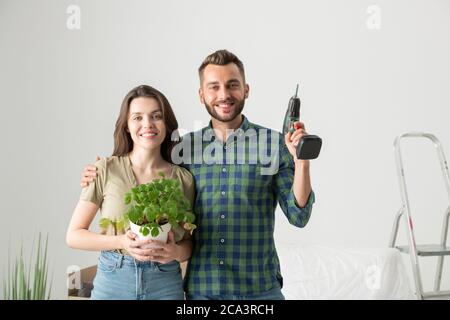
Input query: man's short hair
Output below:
<box><xmin>198</xmin><ymin>49</ymin><xmax>245</xmax><ymax>81</ymax></box>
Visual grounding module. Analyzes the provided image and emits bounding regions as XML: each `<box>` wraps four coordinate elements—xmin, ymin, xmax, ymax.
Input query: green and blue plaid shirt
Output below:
<box><xmin>178</xmin><ymin>115</ymin><xmax>315</xmax><ymax>296</ymax></box>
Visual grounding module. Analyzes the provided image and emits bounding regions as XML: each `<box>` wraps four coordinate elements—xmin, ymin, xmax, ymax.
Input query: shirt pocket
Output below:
<box><xmin>231</xmin><ymin>164</ymin><xmax>272</xmax><ymax>195</ymax></box>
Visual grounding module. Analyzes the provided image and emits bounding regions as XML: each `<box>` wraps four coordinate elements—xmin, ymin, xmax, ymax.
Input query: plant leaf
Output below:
<box><xmin>124</xmin><ymin>193</ymin><xmax>132</xmax><ymax>205</ymax></box>
<box><xmin>151</xmin><ymin>227</ymin><xmax>159</xmax><ymax>237</ymax></box>
<box><xmin>99</xmin><ymin>218</ymin><xmax>111</xmax><ymax>230</ymax></box>
<box><xmin>141</xmin><ymin>226</ymin><xmax>150</xmax><ymax>236</ymax></box>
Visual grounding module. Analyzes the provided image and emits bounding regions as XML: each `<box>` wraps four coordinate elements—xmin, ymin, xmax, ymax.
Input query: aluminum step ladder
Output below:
<box><xmin>389</xmin><ymin>132</ymin><xmax>450</xmax><ymax>300</ymax></box>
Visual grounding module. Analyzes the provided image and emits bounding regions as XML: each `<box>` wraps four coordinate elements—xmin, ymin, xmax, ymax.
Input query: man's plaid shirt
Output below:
<box><xmin>179</xmin><ymin>115</ymin><xmax>315</xmax><ymax>296</ymax></box>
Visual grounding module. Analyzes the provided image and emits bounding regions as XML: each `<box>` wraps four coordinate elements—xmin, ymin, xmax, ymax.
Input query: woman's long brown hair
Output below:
<box><xmin>112</xmin><ymin>85</ymin><xmax>179</xmax><ymax>163</ymax></box>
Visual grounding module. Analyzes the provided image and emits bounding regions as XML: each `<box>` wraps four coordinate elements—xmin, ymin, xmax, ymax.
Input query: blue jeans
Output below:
<box><xmin>91</xmin><ymin>251</ymin><xmax>184</xmax><ymax>300</ymax></box>
<box><xmin>186</xmin><ymin>285</ymin><xmax>285</xmax><ymax>300</ymax></box>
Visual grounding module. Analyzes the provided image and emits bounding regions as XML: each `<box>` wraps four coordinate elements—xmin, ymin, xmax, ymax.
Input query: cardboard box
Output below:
<box><xmin>67</xmin><ymin>265</ymin><xmax>97</xmax><ymax>300</ymax></box>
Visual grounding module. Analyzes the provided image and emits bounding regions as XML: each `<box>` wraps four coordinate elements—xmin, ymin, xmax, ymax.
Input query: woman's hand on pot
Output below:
<box><xmin>120</xmin><ymin>230</ymin><xmax>156</xmax><ymax>262</ymax></box>
<box><xmin>143</xmin><ymin>231</ymin><xmax>180</xmax><ymax>264</ymax></box>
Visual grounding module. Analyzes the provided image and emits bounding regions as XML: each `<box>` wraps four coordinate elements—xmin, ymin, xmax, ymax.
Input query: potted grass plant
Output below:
<box><xmin>2</xmin><ymin>232</ymin><xmax>52</xmax><ymax>300</ymax></box>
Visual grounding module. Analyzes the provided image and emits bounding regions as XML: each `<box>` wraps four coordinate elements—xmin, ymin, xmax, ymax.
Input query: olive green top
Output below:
<box><xmin>80</xmin><ymin>156</ymin><xmax>195</xmax><ymax>248</ymax></box>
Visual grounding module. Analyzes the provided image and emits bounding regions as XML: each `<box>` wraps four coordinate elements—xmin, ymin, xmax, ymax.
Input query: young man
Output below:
<box><xmin>80</xmin><ymin>50</ymin><xmax>315</xmax><ymax>300</ymax></box>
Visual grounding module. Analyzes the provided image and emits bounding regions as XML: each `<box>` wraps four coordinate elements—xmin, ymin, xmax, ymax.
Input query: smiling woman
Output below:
<box><xmin>113</xmin><ymin>86</ymin><xmax>179</xmax><ymax>164</ymax></box>
<box><xmin>66</xmin><ymin>85</ymin><xmax>196</xmax><ymax>300</ymax></box>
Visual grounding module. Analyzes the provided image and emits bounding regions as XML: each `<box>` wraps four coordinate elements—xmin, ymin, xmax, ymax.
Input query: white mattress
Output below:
<box><xmin>277</xmin><ymin>243</ymin><xmax>414</xmax><ymax>299</ymax></box>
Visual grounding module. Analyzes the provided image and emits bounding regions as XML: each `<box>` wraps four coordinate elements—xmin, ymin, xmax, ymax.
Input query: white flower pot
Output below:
<box><xmin>129</xmin><ymin>221</ymin><xmax>172</xmax><ymax>243</ymax></box>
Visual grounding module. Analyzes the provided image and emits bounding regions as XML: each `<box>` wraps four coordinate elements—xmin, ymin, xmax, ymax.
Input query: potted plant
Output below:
<box><xmin>123</xmin><ymin>172</ymin><xmax>196</xmax><ymax>243</ymax></box>
<box><xmin>2</xmin><ymin>232</ymin><xmax>52</xmax><ymax>300</ymax></box>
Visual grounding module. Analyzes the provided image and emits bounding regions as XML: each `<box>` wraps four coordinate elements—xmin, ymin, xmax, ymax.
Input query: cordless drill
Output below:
<box><xmin>282</xmin><ymin>84</ymin><xmax>322</xmax><ymax>160</ymax></box>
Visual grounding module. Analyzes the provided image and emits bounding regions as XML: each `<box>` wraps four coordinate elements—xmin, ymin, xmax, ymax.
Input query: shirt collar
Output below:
<box><xmin>205</xmin><ymin>114</ymin><xmax>252</xmax><ymax>142</ymax></box>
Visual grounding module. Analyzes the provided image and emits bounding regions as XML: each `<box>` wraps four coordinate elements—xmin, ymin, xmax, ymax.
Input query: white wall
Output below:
<box><xmin>1</xmin><ymin>0</ymin><xmax>449</xmax><ymax>299</ymax></box>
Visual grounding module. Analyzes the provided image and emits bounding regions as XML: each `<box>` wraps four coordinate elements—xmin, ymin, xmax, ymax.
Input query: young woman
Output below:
<box><xmin>66</xmin><ymin>85</ymin><xmax>195</xmax><ymax>300</ymax></box>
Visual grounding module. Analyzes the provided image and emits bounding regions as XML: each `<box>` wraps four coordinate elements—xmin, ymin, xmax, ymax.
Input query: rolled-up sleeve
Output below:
<box><xmin>273</xmin><ymin>136</ymin><xmax>315</xmax><ymax>228</ymax></box>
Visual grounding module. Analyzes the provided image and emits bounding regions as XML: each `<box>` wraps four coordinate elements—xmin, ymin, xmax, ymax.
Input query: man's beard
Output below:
<box><xmin>204</xmin><ymin>99</ymin><xmax>245</xmax><ymax>123</ymax></box>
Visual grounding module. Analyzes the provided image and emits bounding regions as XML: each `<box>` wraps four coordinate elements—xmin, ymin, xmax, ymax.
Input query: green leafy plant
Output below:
<box><xmin>2</xmin><ymin>233</ymin><xmax>52</xmax><ymax>300</ymax></box>
<box><xmin>98</xmin><ymin>216</ymin><xmax>128</xmax><ymax>235</ymax></box>
<box><xmin>123</xmin><ymin>172</ymin><xmax>196</xmax><ymax>237</ymax></box>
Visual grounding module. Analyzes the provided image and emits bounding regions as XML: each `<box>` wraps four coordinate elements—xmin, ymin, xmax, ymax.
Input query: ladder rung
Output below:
<box><xmin>423</xmin><ymin>291</ymin><xmax>450</xmax><ymax>299</ymax></box>
<box><xmin>396</xmin><ymin>244</ymin><xmax>450</xmax><ymax>256</ymax></box>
